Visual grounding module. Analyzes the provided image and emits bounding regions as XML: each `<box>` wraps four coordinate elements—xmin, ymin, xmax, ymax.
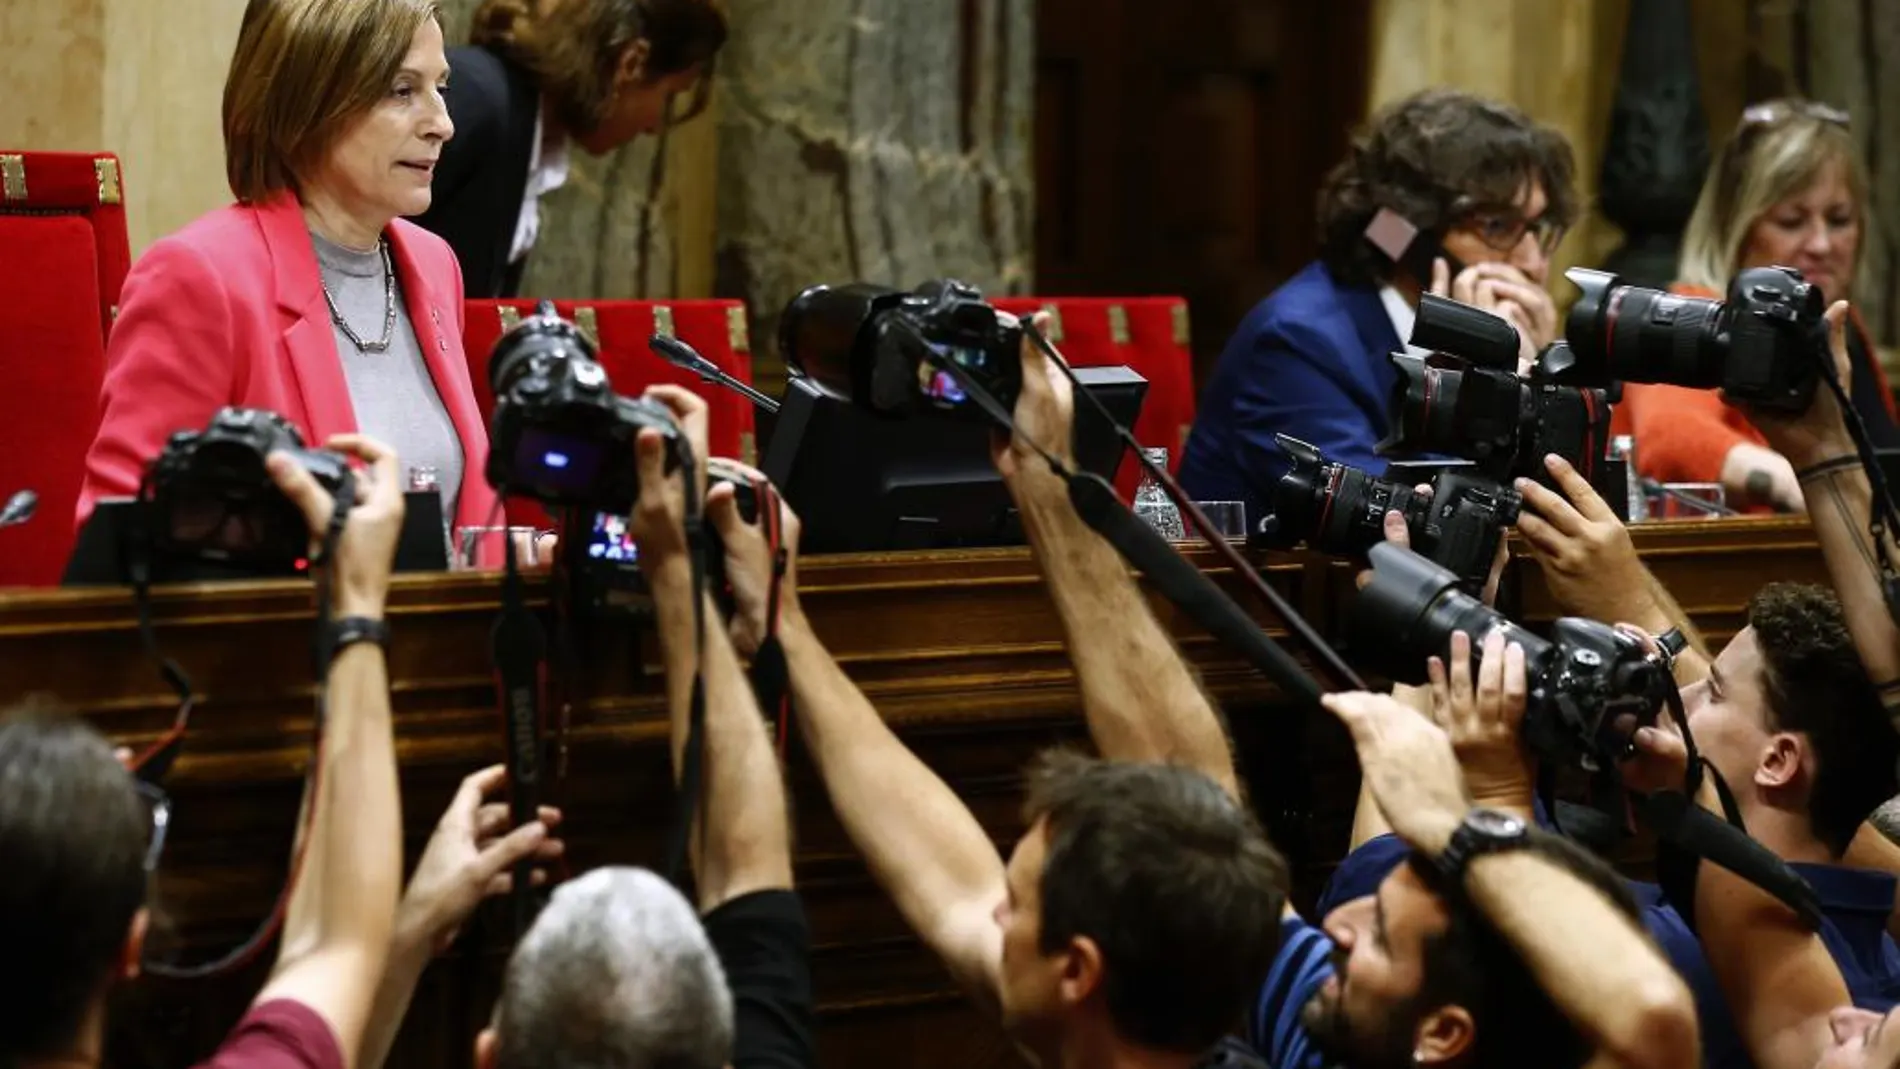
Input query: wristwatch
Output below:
<box><xmin>1433</xmin><ymin>808</ymin><xmax>1533</xmax><ymax>886</ymax></box>
<box><xmin>1654</xmin><ymin>627</ymin><xmax>1689</xmax><ymax>671</ymax></box>
<box><xmin>326</xmin><ymin>615</ymin><xmax>390</xmax><ymax>661</ymax></box>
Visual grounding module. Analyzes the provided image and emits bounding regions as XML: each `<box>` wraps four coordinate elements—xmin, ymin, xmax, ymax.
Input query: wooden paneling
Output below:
<box><xmin>1033</xmin><ymin>0</ymin><xmax>1372</xmax><ymax>387</ymax></box>
<box><xmin>0</xmin><ymin>520</ymin><xmax>1831</xmax><ymax>1067</ymax></box>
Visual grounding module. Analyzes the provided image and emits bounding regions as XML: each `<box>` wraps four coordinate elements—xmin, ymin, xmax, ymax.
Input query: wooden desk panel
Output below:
<box><xmin>0</xmin><ymin>519</ymin><xmax>1826</xmax><ymax>1068</ymax></box>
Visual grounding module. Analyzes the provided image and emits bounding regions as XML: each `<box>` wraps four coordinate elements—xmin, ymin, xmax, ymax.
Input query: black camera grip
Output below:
<box><xmin>1066</xmin><ymin>472</ymin><xmax>1322</xmax><ymax>706</ymax></box>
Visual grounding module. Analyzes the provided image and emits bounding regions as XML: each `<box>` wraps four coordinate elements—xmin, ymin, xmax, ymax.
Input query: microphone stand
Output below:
<box><xmin>649</xmin><ymin>334</ymin><xmax>781</xmax><ymax>414</ymax></box>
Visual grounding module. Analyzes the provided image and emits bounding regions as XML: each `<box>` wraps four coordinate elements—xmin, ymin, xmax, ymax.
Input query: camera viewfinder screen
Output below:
<box><xmin>588</xmin><ymin>511</ymin><xmax>639</xmax><ymax>563</ymax></box>
<box><xmin>922</xmin><ymin>340</ymin><xmax>991</xmax><ymax>404</ymax></box>
<box><xmin>515</xmin><ymin>428</ymin><xmax>604</xmax><ymax>495</ymax></box>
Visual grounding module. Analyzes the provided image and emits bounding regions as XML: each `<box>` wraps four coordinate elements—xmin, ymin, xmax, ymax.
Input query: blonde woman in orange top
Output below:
<box><xmin>1618</xmin><ymin>99</ymin><xmax>1897</xmax><ymax>512</ymax></box>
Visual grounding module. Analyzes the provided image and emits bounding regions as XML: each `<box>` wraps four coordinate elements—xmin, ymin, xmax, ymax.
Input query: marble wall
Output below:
<box><xmin>438</xmin><ymin>0</ymin><xmax>1035</xmax><ymax>387</ymax></box>
<box><xmin>0</xmin><ymin>0</ymin><xmax>245</xmax><ymax>254</ymax></box>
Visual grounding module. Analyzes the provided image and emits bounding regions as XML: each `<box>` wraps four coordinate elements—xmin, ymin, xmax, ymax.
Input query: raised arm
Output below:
<box><xmin>634</xmin><ymin>386</ymin><xmax>794</xmax><ymax>910</ymax></box>
<box><xmin>996</xmin><ymin>322</ymin><xmax>1239</xmax><ymax>797</ymax></box>
<box><xmin>1747</xmin><ymin>302</ymin><xmax>1900</xmax><ymax>698</ymax></box>
<box><xmin>1328</xmin><ymin>690</ymin><xmax>1698</xmax><ymax>1069</ymax></box>
<box><xmin>1516</xmin><ymin>454</ymin><xmax>1711</xmax><ymax>684</ymax></box>
<box><xmin>252</xmin><ymin>436</ymin><xmax>407</xmax><ymax>1068</ymax></box>
<box><xmin>767</xmin><ymin>512</ymin><xmax>1008</xmax><ymax>1005</ymax></box>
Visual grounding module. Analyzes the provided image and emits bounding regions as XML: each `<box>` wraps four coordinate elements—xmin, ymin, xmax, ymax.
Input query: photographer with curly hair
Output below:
<box><xmin>416</xmin><ymin>0</ymin><xmax>728</xmax><ymax>296</ymax></box>
<box><xmin>1180</xmin><ymin>88</ymin><xmax>1578</xmax><ymax>527</ymax></box>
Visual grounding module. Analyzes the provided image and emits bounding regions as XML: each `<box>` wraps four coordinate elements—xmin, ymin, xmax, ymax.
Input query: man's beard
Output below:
<box><xmin>1299</xmin><ymin>953</ymin><xmax>1427</xmax><ymax>1069</ymax></box>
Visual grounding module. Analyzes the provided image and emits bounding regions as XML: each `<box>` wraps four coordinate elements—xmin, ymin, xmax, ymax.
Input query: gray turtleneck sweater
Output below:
<box><xmin>310</xmin><ymin>230</ymin><xmax>463</xmax><ymax>520</ymax></box>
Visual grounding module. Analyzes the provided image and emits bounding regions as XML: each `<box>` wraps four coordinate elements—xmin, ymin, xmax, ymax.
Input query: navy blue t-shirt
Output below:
<box><xmin>1247</xmin><ymin>912</ymin><xmax>1335</xmax><ymax>1069</ymax></box>
<box><xmin>1316</xmin><ymin>834</ymin><xmax>1900</xmax><ymax>1069</ymax></box>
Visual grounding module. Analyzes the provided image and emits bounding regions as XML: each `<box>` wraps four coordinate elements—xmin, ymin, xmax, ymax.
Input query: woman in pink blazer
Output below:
<box><xmin>79</xmin><ymin>0</ymin><xmax>499</xmax><ymax>536</ymax></box>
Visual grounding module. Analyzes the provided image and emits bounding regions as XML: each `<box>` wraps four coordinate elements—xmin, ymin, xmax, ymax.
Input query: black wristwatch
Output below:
<box><xmin>326</xmin><ymin>615</ymin><xmax>390</xmax><ymax>661</ymax></box>
<box><xmin>1654</xmin><ymin>627</ymin><xmax>1688</xmax><ymax>670</ymax></box>
<box><xmin>1434</xmin><ymin>808</ymin><xmax>1533</xmax><ymax>886</ymax></box>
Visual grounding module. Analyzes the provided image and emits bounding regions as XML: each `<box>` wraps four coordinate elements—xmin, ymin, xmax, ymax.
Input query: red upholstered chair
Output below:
<box><xmin>462</xmin><ymin>299</ymin><xmax>759</xmax><ymax>527</ymax></box>
<box><xmin>0</xmin><ymin>151</ymin><xmax>132</xmax><ymax>586</ymax></box>
<box><xmin>992</xmin><ymin>297</ymin><xmax>1197</xmax><ymax>501</ymax></box>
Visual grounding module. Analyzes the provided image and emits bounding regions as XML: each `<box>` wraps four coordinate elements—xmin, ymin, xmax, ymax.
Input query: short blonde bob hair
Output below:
<box><xmin>1677</xmin><ymin>98</ymin><xmax>1871</xmax><ymax>297</ymax></box>
<box><xmin>222</xmin><ymin>0</ymin><xmax>442</xmax><ymax>203</ymax></box>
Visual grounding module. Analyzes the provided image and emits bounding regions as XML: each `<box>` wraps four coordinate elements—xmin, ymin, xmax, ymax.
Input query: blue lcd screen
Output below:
<box><xmin>587</xmin><ymin>511</ymin><xmax>639</xmax><ymax>564</ymax></box>
<box><xmin>514</xmin><ymin>427</ymin><xmax>604</xmax><ymax>495</ymax></box>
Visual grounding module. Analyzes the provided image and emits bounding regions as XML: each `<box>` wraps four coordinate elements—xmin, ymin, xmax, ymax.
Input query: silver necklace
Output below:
<box><xmin>320</xmin><ymin>238</ymin><xmax>397</xmax><ymax>353</ymax></box>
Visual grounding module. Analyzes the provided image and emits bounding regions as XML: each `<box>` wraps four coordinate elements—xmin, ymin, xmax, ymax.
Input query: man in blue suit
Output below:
<box><xmin>1179</xmin><ymin>89</ymin><xmax>1580</xmax><ymax>531</ymax></box>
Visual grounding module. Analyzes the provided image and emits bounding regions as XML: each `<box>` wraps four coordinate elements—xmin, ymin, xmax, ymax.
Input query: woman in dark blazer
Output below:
<box><xmin>416</xmin><ymin>0</ymin><xmax>728</xmax><ymax>297</ymax></box>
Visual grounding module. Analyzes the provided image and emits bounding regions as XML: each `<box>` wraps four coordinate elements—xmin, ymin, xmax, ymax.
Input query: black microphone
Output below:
<box><xmin>0</xmin><ymin>489</ymin><xmax>37</xmax><ymax>528</ymax></box>
<box><xmin>649</xmin><ymin>333</ymin><xmax>782</xmax><ymax>414</ymax></box>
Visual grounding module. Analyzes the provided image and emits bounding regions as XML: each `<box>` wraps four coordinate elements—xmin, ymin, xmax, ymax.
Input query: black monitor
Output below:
<box><xmin>63</xmin><ymin>490</ymin><xmax>450</xmax><ymax>586</ymax></box>
<box><xmin>761</xmin><ymin>365</ymin><xmax>1148</xmax><ymax>553</ymax></box>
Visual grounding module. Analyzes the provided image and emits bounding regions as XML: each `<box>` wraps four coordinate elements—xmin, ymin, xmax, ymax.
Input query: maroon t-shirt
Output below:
<box><xmin>193</xmin><ymin>999</ymin><xmax>343</xmax><ymax>1069</ymax></box>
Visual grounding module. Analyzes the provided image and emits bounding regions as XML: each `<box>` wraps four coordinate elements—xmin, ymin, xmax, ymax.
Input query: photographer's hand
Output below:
<box><xmin>1321</xmin><ymin>690</ymin><xmax>1470</xmax><ymax>856</ymax></box>
<box><xmin>707</xmin><ymin>460</ymin><xmax>802</xmax><ymax>658</ymax></box>
<box><xmin>1426</xmin><ymin>630</ymin><xmax>1534</xmax><ymax>818</ymax></box>
<box><xmin>990</xmin><ymin>311</ymin><xmax>1076</xmax><ymax>486</ymax></box>
<box><xmin>630</xmin><ymin>386</ymin><xmax>713</xmax><ymax>572</ymax></box>
<box><xmin>269</xmin><ymin>434</ymin><xmax>405</xmax><ymax>618</ymax></box>
<box><xmin>360</xmin><ymin>766</ymin><xmax>563</xmax><ymax>1069</ymax></box>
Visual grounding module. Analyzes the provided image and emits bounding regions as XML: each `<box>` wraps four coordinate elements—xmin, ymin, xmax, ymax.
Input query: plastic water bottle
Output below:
<box><xmin>1609</xmin><ymin>435</ymin><xmax>1649</xmax><ymax>522</ymax></box>
<box><xmin>1132</xmin><ymin>447</ymin><xmax>1185</xmax><ymax>540</ymax></box>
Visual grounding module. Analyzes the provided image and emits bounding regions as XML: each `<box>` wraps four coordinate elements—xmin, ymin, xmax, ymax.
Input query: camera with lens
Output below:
<box><xmin>1353</xmin><ymin>541</ymin><xmax>1674</xmax><ymax>770</ymax></box>
<box><xmin>1380</xmin><ymin>294</ymin><xmax>1614</xmax><ymax>489</ymax></box>
<box><xmin>142</xmin><ymin>407</ymin><xmax>349</xmax><ymax>572</ymax></box>
<box><xmin>1564</xmin><ymin>264</ymin><xmax>1827</xmax><ymax>413</ymax></box>
<box><xmin>571</xmin><ymin>462</ymin><xmax>759</xmax><ymax>619</ymax></box>
<box><xmin>779</xmin><ymin>279</ymin><xmax>1024</xmax><ymax>420</ymax></box>
<box><xmin>1260</xmin><ymin>434</ymin><xmax>1521</xmax><ymax>592</ymax></box>
<box><xmin>487</xmin><ymin>301</ymin><xmax>683</xmax><ymax>515</ymax></box>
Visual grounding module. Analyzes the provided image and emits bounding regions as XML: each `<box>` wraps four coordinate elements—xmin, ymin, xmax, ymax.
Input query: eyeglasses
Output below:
<box><xmin>1455</xmin><ymin>204</ymin><xmax>1567</xmax><ymax>256</ymax></box>
<box><xmin>1738</xmin><ymin>99</ymin><xmax>1851</xmax><ymax>133</ymax></box>
<box><xmin>133</xmin><ymin>777</ymin><xmax>171</xmax><ymax>874</ymax></box>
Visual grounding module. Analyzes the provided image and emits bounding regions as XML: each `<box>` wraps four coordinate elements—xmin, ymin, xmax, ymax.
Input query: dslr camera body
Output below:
<box><xmin>1261</xmin><ymin>434</ymin><xmax>1520</xmax><ymax>592</ymax></box>
<box><xmin>143</xmin><ymin>407</ymin><xmax>348</xmax><ymax>572</ymax></box>
<box><xmin>779</xmin><ymin>279</ymin><xmax>1024</xmax><ymax>420</ymax></box>
<box><xmin>1381</xmin><ymin>293</ymin><xmax>1614</xmax><ymax>488</ymax></box>
<box><xmin>1566</xmin><ymin>265</ymin><xmax>1827</xmax><ymax>413</ymax></box>
<box><xmin>487</xmin><ymin>301</ymin><xmax>682</xmax><ymax>516</ymax></box>
<box><xmin>1354</xmin><ymin>542</ymin><xmax>1674</xmax><ymax>771</ymax></box>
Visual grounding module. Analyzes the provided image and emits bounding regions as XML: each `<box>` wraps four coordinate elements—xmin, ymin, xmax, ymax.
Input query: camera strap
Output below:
<box><xmin>136</xmin><ymin>467</ymin><xmax>358</xmax><ymax>978</ymax></box>
<box><xmin>493</xmin><ymin>524</ymin><xmax>550</xmax><ymax>937</ymax></box>
<box><xmin>1618</xmin><ymin>681</ymin><xmax>1822</xmax><ymax>930</ymax></box>
<box><xmin>906</xmin><ymin>323</ymin><xmax>1326</xmax><ymax>705</ymax></box>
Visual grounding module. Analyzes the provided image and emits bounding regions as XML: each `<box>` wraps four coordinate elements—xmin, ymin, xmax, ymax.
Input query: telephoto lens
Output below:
<box><xmin>1261</xmin><ymin>435</ymin><xmax>1519</xmax><ymax>592</ymax></box>
<box><xmin>1564</xmin><ymin>265</ymin><xmax>1826</xmax><ymax>413</ymax></box>
<box><xmin>1351</xmin><ymin>542</ymin><xmax>1674</xmax><ymax>770</ymax></box>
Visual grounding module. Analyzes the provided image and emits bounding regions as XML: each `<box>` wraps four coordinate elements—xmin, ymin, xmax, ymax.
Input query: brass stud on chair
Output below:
<box><xmin>727</xmin><ymin>305</ymin><xmax>750</xmax><ymax>352</ymax></box>
<box><xmin>1171</xmin><ymin>302</ymin><xmax>1190</xmax><ymax>347</ymax></box>
<box><xmin>1108</xmin><ymin>304</ymin><xmax>1130</xmax><ymax>346</ymax></box>
<box><xmin>498</xmin><ymin>306</ymin><xmax>522</xmax><ymax>333</ymax></box>
<box><xmin>653</xmin><ymin>305</ymin><xmax>676</xmax><ymax>339</ymax></box>
<box><xmin>1039</xmin><ymin>303</ymin><xmax>1065</xmax><ymax>344</ymax></box>
<box><xmin>94</xmin><ymin>158</ymin><xmax>122</xmax><ymax>206</ymax></box>
<box><xmin>0</xmin><ymin>155</ymin><xmax>26</xmax><ymax>202</ymax></box>
<box><xmin>574</xmin><ymin>306</ymin><xmax>600</xmax><ymax>349</ymax></box>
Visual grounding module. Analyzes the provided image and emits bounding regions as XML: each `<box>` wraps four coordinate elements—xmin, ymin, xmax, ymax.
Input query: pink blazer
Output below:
<box><xmin>78</xmin><ymin>192</ymin><xmax>499</xmax><ymax>535</ymax></box>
